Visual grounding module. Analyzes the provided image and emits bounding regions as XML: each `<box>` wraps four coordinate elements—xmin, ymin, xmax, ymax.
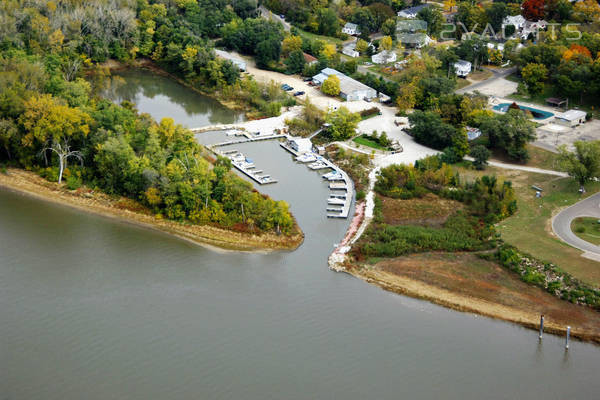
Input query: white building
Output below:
<box><xmin>502</xmin><ymin>15</ymin><xmax>526</xmax><ymax>32</ymax></box>
<box><xmin>454</xmin><ymin>60</ymin><xmax>472</xmax><ymax>77</ymax></box>
<box><xmin>289</xmin><ymin>138</ymin><xmax>313</xmax><ymax>154</ymax></box>
<box><xmin>371</xmin><ymin>50</ymin><xmax>397</xmax><ymax>64</ymax></box>
<box><xmin>486</xmin><ymin>42</ymin><xmax>505</xmax><ymax>52</ymax></box>
<box><xmin>397</xmin><ymin>4</ymin><xmax>430</xmax><ymax>19</ymax></box>
<box><xmin>312</xmin><ymin>68</ymin><xmax>377</xmax><ymax>101</ymax></box>
<box><xmin>342</xmin><ymin>22</ymin><xmax>361</xmax><ymax>36</ymax></box>
<box><xmin>214</xmin><ymin>49</ymin><xmax>246</xmax><ymax>71</ymax></box>
<box><xmin>554</xmin><ymin>110</ymin><xmax>587</xmax><ymax>127</ymax></box>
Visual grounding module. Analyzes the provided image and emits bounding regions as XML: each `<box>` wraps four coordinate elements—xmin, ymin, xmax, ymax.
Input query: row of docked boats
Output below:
<box><xmin>225</xmin><ymin>150</ymin><xmax>276</xmax><ymax>184</ymax></box>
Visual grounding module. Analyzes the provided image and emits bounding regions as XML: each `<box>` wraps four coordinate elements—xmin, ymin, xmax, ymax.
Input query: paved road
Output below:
<box><xmin>455</xmin><ymin>66</ymin><xmax>517</xmax><ymax>94</ymax></box>
<box><xmin>552</xmin><ymin>192</ymin><xmax>600</xmax><ymax>256</ymax></box>
<box><xmin>259</xmin><ymin>6</ymin><xmax>291</xmax><ymax>31</ymax></box>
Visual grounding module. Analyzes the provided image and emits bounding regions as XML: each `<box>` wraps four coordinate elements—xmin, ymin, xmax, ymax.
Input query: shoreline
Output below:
<box><xmin>0</xmin><ymin>169</ymin><xmax>303</xmax><ymax>252</ymax></box>
<box><xmin>340</xmin><ymin>262</ymin><xmax>600</xmax><ymax>344</ymax></box>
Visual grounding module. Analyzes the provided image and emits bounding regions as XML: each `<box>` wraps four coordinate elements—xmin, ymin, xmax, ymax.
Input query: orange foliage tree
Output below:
<box><xmin>522</xmin><ymin>0</ymin><xmax>546</xmax><ymax>21</ymax></box>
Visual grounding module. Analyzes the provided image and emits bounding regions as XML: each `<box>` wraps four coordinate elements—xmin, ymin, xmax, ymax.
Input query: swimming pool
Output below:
<box><xmin>492</xmin><ymin>103</ymin><xmax>554</xmax><ymax>120</ymax></box>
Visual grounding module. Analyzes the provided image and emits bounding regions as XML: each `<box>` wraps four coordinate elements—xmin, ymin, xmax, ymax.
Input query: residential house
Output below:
<box><xmin>453</xmin><ymin>60</ymin><xmax>472</xmax><ymax>77</ymax></box>
<box><xmin>342</xmin><ymin>43</ymin><xmax>359</xmax><ymax>58</ymax></box>
<box><xmin>502</xmin><ymin>15</ymin><xmax>526</xmax><ymax>32</ymax></box>
<box><xmin>342</xmin><ymin>22</ymin><xmax>361</xmax><ymax>36</ymax></box>
<box><xmin>371</xmin><ymin>50</ymin><xmax>397</xmax><ymax>64</ymax></box>
<box><xmin>397</xmin><ymin>4</ymin><xmax>430</xmax><ymax>19</ymax></box>
<box><xmin>399</xmin><ymin>32</ymin><xmax>432</xmax><ymax>48</ymax></box>
<box><xmin>303</xmin><ymin>52</ymin><xmax>318</xmax><ymax>66</ymax></box>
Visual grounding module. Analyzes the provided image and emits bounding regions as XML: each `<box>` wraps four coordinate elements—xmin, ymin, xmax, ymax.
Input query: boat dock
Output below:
<box><xmin>209</xmin><ymin>147</ymin><xmax>277</xmax><ymax>185</ymax></box>
<box><xmin>280</xmin><ymin>139</ymin><xmax>353</xmax><ymax>219</ymax></box>
<box><xmin>211</xmin><ymin>133</ymin><xmax>286</xmax><ymax>148</ymax></box>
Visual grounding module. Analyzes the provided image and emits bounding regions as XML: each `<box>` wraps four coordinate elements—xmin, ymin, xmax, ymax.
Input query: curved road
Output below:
<box><xmin>552</xmin><ymin>192</ymin><xmax>600</xmax><ymax>256</ymax></box>
<box><xmin>455</xmin><ymin>66</ymin><xmax>516</xmax><ymax>94</ymax></box>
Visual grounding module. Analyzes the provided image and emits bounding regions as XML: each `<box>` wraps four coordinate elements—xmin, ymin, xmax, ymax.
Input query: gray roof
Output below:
<box><xmin>454</xmin><ymin>60</ymin><xmax>472</xmax><ymax>68</ymax></box>
<box><xmin>313</xmin><ymin>68</ymin><xmax>375</xmax><ymax>95</ymax></box>
<box><xmin>344</xmin><ymin>22</ymin><xmax>358</xmax><ymax>30</ymax></box>
<box><xmin>396</xmin><ymin>19</ymin><xmax>427</xmax><ymax>32</ymax></box>
<box><xmin>556</xmin><ymin>110</ymin><xmax>587</xmax><ymax>121</ymax></box>
<box><xmin>398</xmin><ymin>4</ymin><xmax>430</xmax><ymax>15</ymax></box>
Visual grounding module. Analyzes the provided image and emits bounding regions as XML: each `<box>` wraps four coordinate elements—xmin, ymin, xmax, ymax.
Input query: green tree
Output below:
<box><xmin>322</xmin><ymin>75</ymin><xmax>341</xmax><ymax>96</ymax></box>
<box><xmin>285</xmin><ymin>50</ymin><xmax>306</xmax><ymax>74</ymax></box>
<box><xmin>470</xmin><ymin>145</ymin><xmax>491</xmax><ymax>170</ymax></box>
<box><xmin>325</xmin><ymin>107</ymin><xmax>361</xmax><ymax>141</ymax></box>
<box><xmin>381</xmin><ymin>18</ymin><xmax>397</xmax><ymax>40</ymax></box>
<box><xmin>558</xmin><ymin>141</ymin><xmax>600</xmax><ymax>189</ymax></box>
<box><xmin>521</xmin><ymin>63</ymin><xmax>548</xmax><ymax>95</ymax></box>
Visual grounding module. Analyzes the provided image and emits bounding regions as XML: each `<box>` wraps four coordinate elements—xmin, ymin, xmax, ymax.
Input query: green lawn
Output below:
<box><xmin>293</xmin><ymin>27</ymin><xmax>344</xmax><ymax>45</ymax></box>
<box><xmin>571</xmin><ymin>217</ymin><xmax>600</xmax><ymax>246</ymax></box>
<box><xmin>352</xmin><ymin>135</ymin><xmax>388</xmax><ymax>150</ymax></box>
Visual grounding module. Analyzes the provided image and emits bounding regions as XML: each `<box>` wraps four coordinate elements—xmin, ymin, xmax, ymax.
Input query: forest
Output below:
<box><xmin>0</xmin><ymin>0</ymin><xmax>296</xmax><ymax>235</ymax></box>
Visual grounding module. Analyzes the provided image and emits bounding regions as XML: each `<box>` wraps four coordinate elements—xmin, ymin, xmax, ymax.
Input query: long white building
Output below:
<box><xmin>312</xmin><ymin>68</ymin><xmax>377</xmax><ymax>101</ymax></box>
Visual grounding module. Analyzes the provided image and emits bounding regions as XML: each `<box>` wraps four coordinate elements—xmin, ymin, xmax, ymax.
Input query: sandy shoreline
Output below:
<box><xmin>0</xmin><ymin>169</ymin><xmax>303</xmax><ymax>252</ymax></box>
<box><xmin>344</xmin><ymin>265</ymin><xmax>600</xmax><ymax>344</ymax></box>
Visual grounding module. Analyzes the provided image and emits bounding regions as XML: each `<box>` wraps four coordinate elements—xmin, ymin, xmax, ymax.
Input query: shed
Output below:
<box><xmin>554</xmin><ymin>110</ymin><xmax>587</xmax><ymax>127</ymax></box>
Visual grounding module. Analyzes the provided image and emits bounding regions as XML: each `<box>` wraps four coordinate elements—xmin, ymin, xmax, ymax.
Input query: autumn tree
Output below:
<box><xmin>380</xmin><ymin>36</ymin><xmax>393</xmax><ymax>51</ymax></box>
<box><xmin>322</xmin><ymin>75</ymin><xmax>341</xmax><ymax>96</ymax></box>
<box><xmin>574</xmin><ymin>0</ymin><xmax>600</xmax><ymax>22</ymax></box>
<box><xmin>282</xmin><ymin>35</ymin><xmax>302</xmax><ymax>57</ymax></box>
<box><xmin>522</xmin><ymin>0</ymin><xmax>546</xmax><ymax>21</ymax></box>
<box><xmin>355</xmin><ymin>39</ymin><xmax>369</xmax><ymax>54</ymax></box>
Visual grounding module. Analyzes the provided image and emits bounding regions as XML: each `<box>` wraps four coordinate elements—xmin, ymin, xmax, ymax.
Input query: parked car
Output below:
<box><xmin>302</xmin><ymin>77</ymin><xmax>312</xmax><ymax>82</ymax></box>
<box><xmin>281</xmin><ymin>84</ymin><xmax>293</xmax><ymax>91</ymax></box>
<box><xmin>293</xmin><ymin>91</ymin><xmax>305</xmax><ymax>96</ymax></box>
<box><xmin>279</xmin><ymin>14</ymin><xmax>285</xmax><ymax>19</ymax></box>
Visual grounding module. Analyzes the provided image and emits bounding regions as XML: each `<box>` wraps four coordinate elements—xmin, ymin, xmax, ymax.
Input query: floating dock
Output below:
<box><xmin>280</xmin><ymin>139</ymin><xmax>353</xmax><ymax>218</ymax></box>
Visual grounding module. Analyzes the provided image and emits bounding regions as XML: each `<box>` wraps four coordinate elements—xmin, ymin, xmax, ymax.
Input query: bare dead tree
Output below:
<box><xmin>39</xmin><ymin>140</ymin><xmax>84</xmax><ymax>184</ymax></box>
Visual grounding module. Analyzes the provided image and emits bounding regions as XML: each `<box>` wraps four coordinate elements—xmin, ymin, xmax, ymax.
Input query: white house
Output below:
<box><xmin>289</xmin><ymin>138</ymin><xmax>313</xmax><ymax>154</ymax></box>
<box><xmin>399</xmin><ymin>32</ymin><xmax>432</xmax><ymax>48</ymax></box>
<box><xmin>397</xmin><ymin>4</ymin><xmax>430</xmax><ymax>19</ymax></box>
<box><xmin>554</xmin><ymin>110</ymin><xmax>587</xmax><ymax>127</ymax></box>
<box><xmin>454</xmin><ymin>60</ymin><xmax>472</xmax><ymax>77</ymax></box>
<box><xmin>502</xmin><ymin>15</ymin><xmax>525</xmax><ymax>32</ymax></box>
<box><xmin>371</xmin><ymin>50</ymin><xmax>397</xmax><ymax>64</ymax></box>
<box><xmin>486</xmin><ymin>42</ymin><xmax>505</xmax><ymax>52</ymax></box>
<box><xmin>342</xmin><ymin>22</ymin><xmax>361</xmax><ymax>36</ymax></box>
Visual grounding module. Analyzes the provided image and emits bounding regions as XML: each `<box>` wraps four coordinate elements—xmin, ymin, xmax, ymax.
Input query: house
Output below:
<box><xmin>396</xmin><ymin>19</ymin><xmax>427</xmax><ymax>33</ymax></box>
<box><xmin>399</xmin><ymin>32</ymin><xmax>432</xmax><ymax>48</ymax></box>
<box><xmin>342</xmin><ymin>43</ymin><xmax>359</xmax><ymax>58</ymax></box>
<box><xmin>486</xmin><ymin>42</ymin><xmax>505</xmax><ymax>52</ymax></box>
<box><xmin>554</xmin><ymin>110</ymin><xmax>587</xmax><ymax>127</ymax></box>
<box><xmin>502</xmin><ymin>15</ymin><xmax>526</xmax><ymax>32</ymax></box>
<box><xmin>214</xmin><ymin>49</ymin><xmax>246</xmax><ymax>71</ymax></box>
<box><xmin>397</xmin><ymin>4</ymin><xmax>430</xmax><ymax>19</ymax></box>
<box><xmin>342</xmin><ymin>22</ymin><xmax>361</xmax><ymax>36</ymax></box>
<box><xmin>303</xmin><ymin>52</ymin><xmax>318</xmax><ymax>66</ymax></box>
<box><xmin>371</xmin><ymin>50</ymin><xmax>397</xmax><ymax>64</ymax></box>
<box><xmin>312</xmin><ymin>68</ymin><xmax>377</xmax><ymax>101</ymax></box>
<box><xmin>454</xmin><ymin>60</ymin><xmax>472</xmax><ymax>77</ymax></box>
<box><xmin>288</xmin><ymin>138</ymin><xmax>313</xmax><ymax>154</ymax></box>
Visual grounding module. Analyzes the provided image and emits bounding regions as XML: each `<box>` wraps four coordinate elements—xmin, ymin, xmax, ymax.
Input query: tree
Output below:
<box><xmin>355</xmin><ymin>39</ymin><xmax>369</xmax><ymax>54</ymax></box>
<box><xmin>558</xmin><ymin>141</ymin><xmax>600</xmax><ymax>188</ymax></box>
<box><xmin>321</xmin><ymin>43</ymin><xmax>337</xmax><ymax>60</ymax></box>
<box><xmin>0</xmin><ymin>119</ymin><xmax>17</xmax><ymax>160</ymax></box>
<box><xmin>486</xmin><ymin>3</ymin><xmax>508</xmax><ymax>33</ymax></box>
<box><xmin>285</xmin><ymin>49</ymin><xmax>306</xmax><ymax>74</ymax></box>
<box><xmin>574</xmin><ymin>0</ymin><xmax>600</xmax><ymax>22</ymax></box>
<box><xmin>470</xmin><ymin>145</ymin><xmax>491</xmax><ymax>170</ymax></box>
<box><xmin>255</xmin><ymin>38</ymin><xmax>281</xmax><ymax>68</ymax></box>
<box><xmin>380</xmin><ymin>36</ymin><xmax>393</xmax><ymax>51</ymax></box>
<box><xmin>522</xmin><ymin>0</ymin><xmax>546</xmax><ymax>21</ymax></box>
<box><xmin>282</xmin><ymin>35</ymin><xmax>302</xmax><ymax>57</ymax></box>
<box><xmin>381</xmin><ymin>18</ymin><xmax>397</xmax><ymax>40</ymax></box>
<box><xmin>478</xmin><ymin>109</ymin><xmax>536</xmax><ymax>161</ymax></box>
<box><xmin>40</xmin><ymin>140</ymin><xmax>84</xmax><ymax>183</ymax></box>
<box><xmin>325</xmin><ymin>107</ymin><xmax>361</xmax><ymax>141</ymax></box>
<box><xmin>521</xmin><ymin>63</ymin><xmax>548</xmax><ymax>95</ymax></box>
<box><xmin>408</xmin><ymin>111</ymin><xmax>459</xmax><ymax>150</ymax></box>
<box><xmin>322</xmin><ymin>75</ymin><xmax>341</xmax><ymax>96</ymax></box>
<box><xmin>417</xmin><ymin>6</ymin><xmax>444</xmax><ymax>37</ymax></box>
<box><xmin>317</xmin><ymin>8</ymin><xmax>339</xmax><ymax>37</ymax></box>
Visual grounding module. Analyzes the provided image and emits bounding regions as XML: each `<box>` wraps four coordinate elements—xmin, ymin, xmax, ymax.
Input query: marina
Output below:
<box><xmin>280</xmin><ymin>139</ymin><xmax>353</xmax><ymax>219</ymax></box>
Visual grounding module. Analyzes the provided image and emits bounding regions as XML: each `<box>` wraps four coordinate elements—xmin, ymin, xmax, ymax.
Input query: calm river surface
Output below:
<box><xmin>2</xmin><ymin>70</ymin><xmax>600</xmax><ymax>399</ymax></box>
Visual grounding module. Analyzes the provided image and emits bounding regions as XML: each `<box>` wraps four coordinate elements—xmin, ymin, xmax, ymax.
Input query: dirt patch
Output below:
<box><xmin>349</xmin><ymin>252</ymin><xmax>600</xmax><ymax>342</ymax></box>
<box><xmin>0</xmin><ymin>169</ymin><xmax>303</xmax><ymax>252</ymax></box>
<box><xmin>379</xmin><ymin>193</ymin><xmax>463</xmax><ymax>226</ymax></box>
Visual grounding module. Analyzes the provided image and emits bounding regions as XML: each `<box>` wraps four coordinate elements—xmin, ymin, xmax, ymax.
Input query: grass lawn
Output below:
<box><xmin>571</xmin><ymin>217</ymin><xmax>600</xmax><ymax>246</ymax></box>
<box><xmin>294</xmin><ymin>27</ymin><xmax>344</xmax><ymax>45</ymax></box>
<box><xmin>456</xmin><ymin>78</ymin><xmax>471</xmax><ymax>89</ymax></box>
<box><xmin>352</xmin><ymin>135</ymin><xmax>388</xmax><ymax>150</ymax></box>
<box><xmin>475</xmin><ymin>166</ymin><xmax>600</xmax><ymax>285</ymax></box>
<box><xmin>468</xmin><ymin>69</ymin><xmax>493</xmax><ymax>81</ymax></box>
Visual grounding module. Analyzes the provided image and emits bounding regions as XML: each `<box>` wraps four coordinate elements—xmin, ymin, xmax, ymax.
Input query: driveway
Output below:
<box><xmin>456</xmin><ymin>67</ymin><xmax>517</xmax><ymax>96</ymax></box>
<box><xmin>552</xmin><ymin>192</ymin><xmax>600</xmax><ymax>258</ymax></box>
<box><xmin>259</xmin><ymin>6</ymin><xmax>290</xmax><ymax>31</ymax></box>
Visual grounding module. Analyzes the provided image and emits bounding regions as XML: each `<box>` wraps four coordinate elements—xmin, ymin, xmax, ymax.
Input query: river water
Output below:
<box><xmin>2</xmin><ymin>70</ymin><xmax>599</xmax><ymax>399</ymax></box>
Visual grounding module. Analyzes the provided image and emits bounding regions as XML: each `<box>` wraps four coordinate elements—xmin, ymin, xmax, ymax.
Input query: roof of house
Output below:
<box><xmin>398</xmin><ymin>32</ymin><xmax>431</xmax><ymax>45</ymax></box>
<box><xmin>398</xmin><ymin>4</ymin><xmax>430</xmax><ymax>16</ymax></box>
<box><xmin>303</xmin><ymin>52</ymin><xmax>317</xmax><ymax>63</ymax></box>
<box><xmin>396</xmin><ymin>19</ymin><xmax>428</xmax><ymax>32</ymax></box>
<box><xmin>313</xmin><ymin>68</ymin><xmax>375</xmax><ymax>95</ymax></box>
<box><xmin>454</xmin><ymin>60</ymin><xmax>472</xmax><ymax>69</ymax></box>
<box><xmin>372</xmin><ymin>50</ymin><xmax>396</xmax><ymax>62</ymax></box>
<box><xmin>343</xmin><ymin>22</ymin><xmax>359</xmax><ymax>30</ymax></box>
<box><xmin>503</xmin><ymin>15</ymin><xmax>525</xmax><ymax>25</ymax></box>
<box><xmin>556</xmin><ymin>110</ymin><xmax>587</xmax><ymax>121</ymax></box>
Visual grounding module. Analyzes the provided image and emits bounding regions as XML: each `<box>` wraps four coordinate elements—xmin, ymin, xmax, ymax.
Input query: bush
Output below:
<box><xmin>356</xmin><ymin>190</ymin><xmax>366</xmax><ymax>201</ymax></box>
<box><xmin>576</xmin><ymin>226</ymin><xmax>586</xmax><ymax>233</ymax></box>
<box><xmin>66</xmin><ymin>175</ymin><xmax>82</xmax><ymax>190</ymax></box>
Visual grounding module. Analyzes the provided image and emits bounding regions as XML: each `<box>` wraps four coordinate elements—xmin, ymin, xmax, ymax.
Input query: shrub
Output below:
<box><xmin>66</xmin><ymin>175</ymin><xmax>82</xmax><ymax>190</ymax></box>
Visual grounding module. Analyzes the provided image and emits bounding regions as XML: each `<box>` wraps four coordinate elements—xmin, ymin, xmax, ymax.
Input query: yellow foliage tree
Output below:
<box><xmin>321</xmin><ymin>43</ymin><xmax>337</xmax><ymax>60</ymax></box>
<box><xmin>282</xmin><ymin>35</ymin><xmax>303</xmax><ymax>57</ymax></box>
<box><xmin>443</xmin><ymin>0</ymin><xmax>457</xmax><ymax>13</ymax></box>
<box><xmin>322</xmin><ymin>75</ymin><xmax>341</xmax><ymax>96</ymax></box>
<box><xmin>355</xmin><ymin>39</ymin><xmax>369</xmax><ymax>54</ymax></box>
<box><xmin>380</xmin><ymin>36</ymin><xmax>393</xmax><ymax>51</ymax></box>
<box><xmin>574</xmin><ymin>0</ymin><xmax>600</xmax><ymax>22</ymax></box>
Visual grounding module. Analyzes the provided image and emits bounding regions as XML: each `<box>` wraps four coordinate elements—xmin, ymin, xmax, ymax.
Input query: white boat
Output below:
<box><xmin>308</xmin><ymin>160</ymin><xmax>329</xmax><ymax>170</ymax></box>
<box><xmin>322</xmin><ymin>171</ymin><xmax>341</xmax><ymax>180</ymax></box>
<box><xmin>229</xmin><ymin>153</ymin><xmax>245</xmax><ymax>162</ymax></box>
<box><xmin>239</xmin><ymin>161</ymin><xmax>255</xmax><ymax>169</ymax></box>
<box><xmin>296</xmin><ymin>153</ymin><xmax>317</xmax><ymax>163</ymax></box>
<box><xmin>327</xmin><ymin>197</ymin><xmax>345</xmax><ymax>205</ymax></box>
